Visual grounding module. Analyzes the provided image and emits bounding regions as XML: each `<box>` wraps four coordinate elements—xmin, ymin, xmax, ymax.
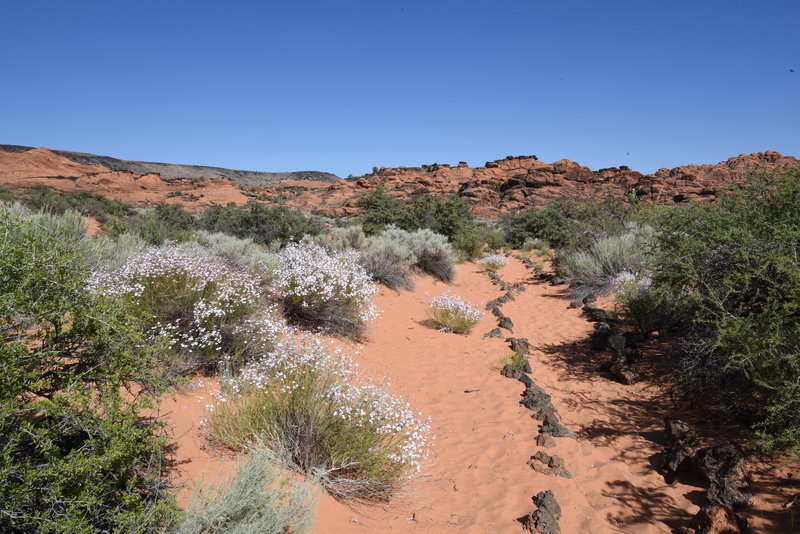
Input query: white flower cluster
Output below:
<box><xmin>87</xmin><ymin>245</ymin><xmax>279</xmax><ymax>355</ymax></box>
<box><xmin>428</xmin><ymin>294</ymin><xmax>484</xmax><ymax>323</ymax></box>
<box><xmin>273</xmin><ymin>242</ymin><xmax>380</xmax><ymax>322</ymax></box>
<box><xmin>478</xmin><ymin>254</ymin><xmax>508</xmax><ymax>267</ymax></box>
<box><xmin>222</xmin><ymin>334</ymin><xmax>430</xmax><ymax>472</ymax></box>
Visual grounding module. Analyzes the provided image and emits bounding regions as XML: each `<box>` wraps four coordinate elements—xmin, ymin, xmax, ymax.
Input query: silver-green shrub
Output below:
<box><xmin>172</xmin><ymin>450</ymin><xmax>316</xmax><ymax>534</ymax></box>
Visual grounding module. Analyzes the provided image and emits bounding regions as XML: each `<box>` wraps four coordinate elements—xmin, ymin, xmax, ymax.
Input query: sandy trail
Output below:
<box><xmin>161</xmin><ymin>257</ymin><xmax>798</xmax><ymax>533</ymax></box>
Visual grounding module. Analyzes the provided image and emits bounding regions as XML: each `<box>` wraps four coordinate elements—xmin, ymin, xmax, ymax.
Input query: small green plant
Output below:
<box><xmin>477</xmin><ymin>253</ymin><xmax>508</xmax><ymax>270</ymax></box>
<box><xmin>426</xmin><ymin>294</ymin><xmax>484</xmax><ymax>334</ymax></box>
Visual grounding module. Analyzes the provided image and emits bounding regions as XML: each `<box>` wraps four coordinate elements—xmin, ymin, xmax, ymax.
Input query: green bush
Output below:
<box><xmin>356</xmin><ymin>188</ymin><xmax>484</xmax><ymax>258</ymax></box>
<box><xmin>648</xmin><ymin>168</ymin><xmax>800</xmax><ymax>452</ymax></box>
<box><xmin>133</xmin><ymin>203</ymin><xmax>198</xmax><ymax>245</ymax></box>
<box><xmin>201</xmin><ymin>201</ymin><xmax>322</xmax><ymax>247</ymax></box>
<box><xmin>172</xmin><ymin>451</ymin><xmax>316</xmax><ymax>534</ymax></box>
<box><xmin>503</xmin><ymin>202</ymin><xmax>578</xmax><ymax>249</ymax></box>
<box><xmin>6</xmin><ymin>185</ymin><xmax>133</xmax><ymax>229</ymax></box>
<box><xmin>0</xmin><ymin>209</ymin><xmax>178</xmax><ymax>533</ymax></box>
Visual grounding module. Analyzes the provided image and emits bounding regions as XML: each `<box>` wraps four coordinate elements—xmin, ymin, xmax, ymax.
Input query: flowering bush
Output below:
<box><xmin>478</xmin><ymin>253</ymin><xmax>508</xmax><ymax>270</ymax></box>
<box><xmin>426</xmin><ymin>294</ymin><xmax>484</xmax><ymax>334</ymax></box>
<box><xmin>210</xmin><ymin>335</ymin><xmax>430</xmax><ymax>500</ymax></box>
<box><xmin>88</xmin><ymin>245</ymin><xmax>282</xmax><ymax>372</ymax></box>
<box><xmin>273</xmin><ymin>242</ymin><xmax>379</xmax><ymax>337</ymax></box>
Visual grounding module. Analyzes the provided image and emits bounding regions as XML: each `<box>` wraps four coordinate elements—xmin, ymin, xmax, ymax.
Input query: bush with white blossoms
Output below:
<box><xmin>87</xmin><ymin>245</ymin><xmax>284</xmax><ymax>372</ymax></box>
<box><xmin>477</xmin><ymin>253</ymin><xmax>508</xmax><ymax>270</ymax></box>
<box><xmin>210</xmin><ymin>334</ymin><xmax>430</xmax><ymax>500</ymax></box>
<box><xmin>273</xmin><ymin>242</ymin><xmax>379</xmax><ymax>337</ymax></box>
<box><xmin>426</xmin><ymin>294</ymin><xmax>484</xmax><ymax>334</ymax></box>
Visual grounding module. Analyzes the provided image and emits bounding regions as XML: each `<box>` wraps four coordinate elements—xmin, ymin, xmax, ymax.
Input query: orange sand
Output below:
<box><xmin>159</xmin><ymin>258</ymin><xmax>799</xmax><ymax>533</ymax></box>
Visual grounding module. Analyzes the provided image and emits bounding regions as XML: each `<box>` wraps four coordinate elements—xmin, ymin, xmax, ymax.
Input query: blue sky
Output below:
<box><xmin>1</xmin><ymin>1</ymin><xmax>797</xmax><ymax>177</ymax></box>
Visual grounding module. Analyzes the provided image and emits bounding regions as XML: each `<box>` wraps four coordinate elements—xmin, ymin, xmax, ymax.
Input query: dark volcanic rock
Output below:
<box><xmin>590</xmin><ymin>322</ymin><xmax>613</xmax><ymax>351</ymax></box>
<box><xmin>507</xmin><ymin>337</ymin><xmax>530</xmax><ymax>354</ymax></box>
<box><xmin>535</xmin><ymin>433</ymin><xmax>557</xmax><ymax>448</ymax></box>
<box><xmin>528</xmin><ymin>451</ymin><xmax>572</xmax><ymax>479</ymax></box>
<box><xmin>693</xmin><ymin>443</ymin><xmax>751</xmax><ymax>509</ymax></box>
<box><xmin>485</xmin><ymin>328</ymin><xmax>503</xmax><ymax>338</ymax></box>
<box><xmin>662</xmin><ymin>417</ymin><xmax>700</xmax><ymax>477</ymax></box>
<box><xmin>521</xmin><ymin>490</ymin><xmax>562</xmax><ymax>534</ymax></box>
<box><xmin>498</xmin><ymin>316</ymin><xmax>514</xmax><ymax>331</ymax></box>
<box><xmin>685</xmin><ymin>505</ymin><xmax>743</xmax><ymax>534</ymax></box>
<box><xmin>520</xmin><ymin>383</ymin><xmax>552</xmax><ymax>413</ymax></box>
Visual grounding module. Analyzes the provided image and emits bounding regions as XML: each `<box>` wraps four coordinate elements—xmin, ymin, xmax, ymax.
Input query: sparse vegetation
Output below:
<box><xmin>477</xmin><ymin>253</ymin><xmax>508</xmax><ymax>270</ymax></box>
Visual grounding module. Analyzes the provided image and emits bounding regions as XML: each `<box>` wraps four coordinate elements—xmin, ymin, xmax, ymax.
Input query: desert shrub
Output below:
<box><xmin>273</xmin><ymin>242</ymin><xmax>379</xmax><ymax>337</ymax></box>
<box><xmin>8</xmin><ymin>185</ymin><xmax>133</xmax><ymax>227</ymax></box>
<box><xmin>2</xmin><ymin>201</ymin><xmax>89</xmax><ymax>243</ymax></box>
<box><xmin>133</xmin><ymin>203</ymin><xmax>198</xmax><ymax>245</ymax></box>
<box><xmin>172</xmin><ymin>450</ymin><xmax>316</xmax><ymax>534</ymax></box>
<box><xmin>191</xmin><ymin>230</ymin><xmax>277</xmax><ymax>278</ymax></box>
<box><xmin>619</xmin><ymin>281</ymin><xmax>684</xmax><ymax>335</ymax></box>
<box><xmin>521</xmin><ymin>237</ymin><xmax>552</xmax><ymax>255</ymax></box>
<box><xmin>503</xmin><ymin>202</ymin><xmax>578</xmax><ymax>249</ymax></box>
<box><xmin>201</xmin><ymin>201</ymin><xmax>322</xmax><ymax>247</ymax></box>
<box><xmin>89</xmin><ymin>231</ymin><xmax>150</xmax><ymax>270</ymax></box>
<box><xmin>356</xmin><ymin>188</ymin><xmax>483</xmax><ymax>258</ymax></box>
<box><xmin>88</xmin><ymin>245</ymin><xmax>281</xmax><ymax>373</ymax></box>
<box><xmin>313</xmin><ymin>224</ymin><xmax>368</xmax><ymax>252</ymax></box>
<box><xmin>426</xmin><ymin>294</ymin><xmax>484</xmax><ymax>334</ymax></box>
<box><xmin>0</xmin><ymin>210</ymin><xmax>178</xmax><ymax>533</ymax></box>
<box><xmin>560</xmin><ymin>223</ymin><xmax>655</xmax><ymax>302</ymax></box>
<box><xmin>477</xmin><ymin>253</ymin><xmax>508</xmax><ymax>270</ymax></box>
<box><xmin>210</xmin><ymin>336</ymin><xmax>430</xmax><ymax>500</ymax></box>
<box><xmin>405</xmin><ymin>228</ymin><xmax>455</xmax><ymax>282</ymax></box>
<box><xmin>648</xmin><ymin>168</ymin><xmax>800</xmax><ymax>452</ymax></box>
<box><xmin>359</xmin><ymin>232</ymin><xmax>416</xmax><ymax>290</ymax></box>
<box><xmin>355</xmin><ymin>187</ymin><xmax>409</xmax><ymax>235</ymax></box>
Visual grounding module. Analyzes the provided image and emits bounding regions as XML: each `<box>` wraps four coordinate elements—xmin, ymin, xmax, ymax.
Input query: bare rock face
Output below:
<box><xmin>292</xmin><ymin>151</ymin><xmax>799</xmax><ymax>218</ymax></box>
<box><xmin>521</xmin><ymin>490</ymin><xmax>562</xmax><ymax>534</ymax></box>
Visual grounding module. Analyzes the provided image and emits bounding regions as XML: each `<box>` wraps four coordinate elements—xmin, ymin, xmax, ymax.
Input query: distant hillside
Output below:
<box><xmin>0</xmin><ymin>145</ymin><xmax>340</xmax><ymax>186</ymax></box>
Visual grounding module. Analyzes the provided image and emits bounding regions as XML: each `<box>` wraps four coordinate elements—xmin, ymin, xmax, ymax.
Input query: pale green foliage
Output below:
<box><xmin>313</xmin><ymin>225</ymin><xmax>368</xmax><ymax>251</ymax></box>
<box><xmin>89</xmin><ymin>231</ymin><xmax>149</xmax><ymax>270</ymax></box>
<box><xmin>192</xmin><ymin>230</ymin><xmax>278</xmax><ymax>277</ymax></box>
<box><xmin>561</xmin><ymin>223</ymin><xmax>655</xmax><ymax>301</ymax></box>
<box><xmin>172</xmin><ymin>451</ymin><xmax>316</xmax><ymax>534</ymax></box>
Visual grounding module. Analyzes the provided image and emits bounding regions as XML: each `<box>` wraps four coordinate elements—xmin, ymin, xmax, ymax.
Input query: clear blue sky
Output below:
<box><xmin>1</xmin><ymin>1</ymin><xmax>797</xmax><ymax>177</ymax></box>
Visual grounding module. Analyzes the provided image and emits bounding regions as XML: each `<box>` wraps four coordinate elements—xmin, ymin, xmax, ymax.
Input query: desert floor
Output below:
<box><xmin>158</xmin><ymin>257</ymin><xmax>799</xmax><ymax>533</ymax></box>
